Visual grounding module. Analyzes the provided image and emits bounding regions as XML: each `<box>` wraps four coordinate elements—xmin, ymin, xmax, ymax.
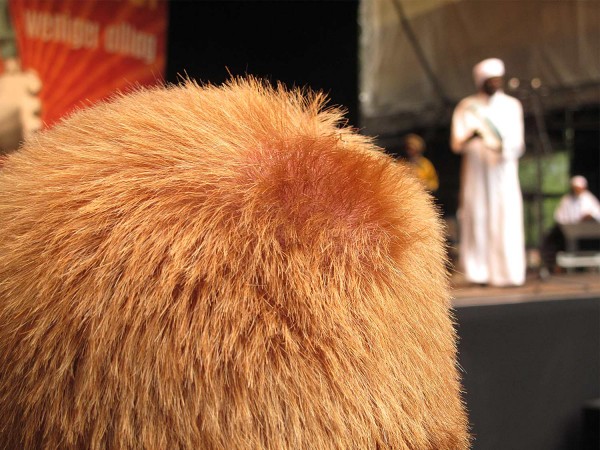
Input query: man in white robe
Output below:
<box><xmin>451</xmin><ymin>58</ymin><xmax>526</xmax><ymax>286</ymax></box>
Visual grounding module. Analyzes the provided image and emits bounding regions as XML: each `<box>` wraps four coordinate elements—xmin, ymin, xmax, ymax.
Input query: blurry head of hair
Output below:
<box><xmin>0</xmin><ymin>78</ymin><xmax>468</xmax><ymax>449</ymax></box>
<box><xmin>403</xmin><ymin>133</ymin><xmax>425</xmax><ymax>157</ymax></box>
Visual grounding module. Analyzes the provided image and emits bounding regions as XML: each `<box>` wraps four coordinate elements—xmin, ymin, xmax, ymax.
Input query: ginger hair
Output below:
<box><xmin>0</xmin><ymin>79</ymin><xmax>468</xmax><ymax>449</ymax></box>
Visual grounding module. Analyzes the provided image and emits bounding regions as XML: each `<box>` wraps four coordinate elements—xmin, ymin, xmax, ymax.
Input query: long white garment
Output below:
<box><xmin>554</xmin><ymin>191</ymin><xmax>600</xmax><ymax>224</ymax></box>
<box><xmin>451</xmin><ymin>91</ymin><xmax>526</xmax><ymax>286</ymax></box>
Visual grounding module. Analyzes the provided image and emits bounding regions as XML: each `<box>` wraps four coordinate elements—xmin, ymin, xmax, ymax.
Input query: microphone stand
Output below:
<box><xmin>509</xmin><ymin>78</ymin><xmax>553</xmax><ymax>279</ymax></box>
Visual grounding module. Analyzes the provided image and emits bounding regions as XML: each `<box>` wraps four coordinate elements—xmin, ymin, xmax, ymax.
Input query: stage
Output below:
<box><xmin>452</xmin><ymin>271</ymin><xmax>600</xmax><ymax>307</ymax></box>
<box><xmin>451</xmin><ymin>271</ymin><xmax>600</xmax><ymax>450</ymax></box>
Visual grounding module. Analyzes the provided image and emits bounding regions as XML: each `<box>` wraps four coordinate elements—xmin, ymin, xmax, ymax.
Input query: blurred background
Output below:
<box><xmin>360</xmin><ymin>0</ymin><xmax>599</xmax><ymax>254</ymax></box>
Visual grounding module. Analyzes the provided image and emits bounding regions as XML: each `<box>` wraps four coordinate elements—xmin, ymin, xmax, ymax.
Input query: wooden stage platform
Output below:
<box><xmin>451</xmin><ymin>271</ymin><xmax>600</xmax><ymax>308</ymax></box>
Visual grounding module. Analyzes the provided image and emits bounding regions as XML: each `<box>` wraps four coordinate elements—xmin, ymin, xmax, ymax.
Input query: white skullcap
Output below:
<box><xmin>473</xmin><ymin>58</ymin><xmax>505</xmax><ymax>88</ymax></box>
<box><xmin>571</xmin><ymin>175</ymin><xmax>587</xmax><ymax>189</ymax></box>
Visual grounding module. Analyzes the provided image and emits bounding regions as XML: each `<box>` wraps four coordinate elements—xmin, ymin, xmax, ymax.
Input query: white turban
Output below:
<box><xmin>571</xmin><ymin>175</ymin><xmax>588</xmax><ymax>189</ymax></box>
<box><xmin>473</xmin><ymin>58</ymin><xmax>505</xmax><ymax>88</ymax></box>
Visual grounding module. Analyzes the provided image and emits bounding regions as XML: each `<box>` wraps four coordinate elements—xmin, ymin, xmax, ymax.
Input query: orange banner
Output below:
<box><xmin>5</xmin><ymin>0</ymin><xmax>167</xmax><ymax>130</ymax></box>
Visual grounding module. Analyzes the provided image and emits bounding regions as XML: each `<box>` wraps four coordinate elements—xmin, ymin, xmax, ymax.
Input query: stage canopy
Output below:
<box><xmin>360</xmin><ymin>0</ymin><xmax>600</xmax><ymax>134</ymax></box>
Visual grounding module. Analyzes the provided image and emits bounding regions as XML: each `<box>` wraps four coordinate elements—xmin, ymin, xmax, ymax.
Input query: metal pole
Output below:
<box><xmin>389</xmin><ymin>0</ymin><xmax>450</xmax><ymax>106</ymax></box>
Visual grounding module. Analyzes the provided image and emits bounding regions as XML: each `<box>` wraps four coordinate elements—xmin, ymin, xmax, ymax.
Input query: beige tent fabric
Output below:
<box><xmin>360</xmin><ymin>0</ymin><xmax>600</xmax><ymax>132</ymax></box>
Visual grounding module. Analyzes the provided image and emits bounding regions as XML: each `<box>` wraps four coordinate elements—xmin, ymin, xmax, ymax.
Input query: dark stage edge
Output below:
<box><xmin>452</xmin><ymin>273</ymin><xmax>600</xmax><ymax>450</ymax></box>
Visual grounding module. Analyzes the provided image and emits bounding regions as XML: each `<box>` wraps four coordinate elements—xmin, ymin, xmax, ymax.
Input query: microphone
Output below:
<box><xmin>508</xmin><ymin>77</ymin><xmax>543</xmax><ymax>91</ymax></box>
<box><xmin>508</xmin><ymin>77</ymin><xmax>520</xmax><ymax>90</ymax></box>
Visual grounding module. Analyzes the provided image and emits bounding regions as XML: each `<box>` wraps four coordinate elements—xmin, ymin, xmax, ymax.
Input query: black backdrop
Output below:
<box><xmin>166</xmin><ymin>0</ymin><xmax>359</xmax><ymax>127</ymax></box>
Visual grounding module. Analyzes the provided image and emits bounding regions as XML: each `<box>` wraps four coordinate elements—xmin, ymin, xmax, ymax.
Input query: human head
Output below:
<box><xmin>570</xmin><ymin>175</ymin><xmax>587</xmax><ymax>195</ymax></box>
<box><xmin>403</xmin><ymin>133</ymin><xmax>425</xmax><ymax>159</ymax></box>
<box><xmin>473</xmin><ymin>58</ymin><xmax>505</xmax><ymax>95</ymax></box>
<box><xmin>0</xmin><ymin>79</ymin><xmax>468</xmax><ymax>448</ymax></box>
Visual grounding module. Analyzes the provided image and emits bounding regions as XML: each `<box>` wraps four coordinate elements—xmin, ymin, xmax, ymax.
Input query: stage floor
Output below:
<box><xmin>451</xmin><ymin>270</ymin><xmax>600</xmax><ymax>307</ymax></box>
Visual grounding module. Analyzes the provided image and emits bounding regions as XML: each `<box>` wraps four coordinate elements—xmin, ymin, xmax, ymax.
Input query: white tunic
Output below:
<box><xmin>451</xmin><ymin>91</ymin><xmax>526</xmax><ymax>286</ymax></box>
<box><xmin>555</xmin><ymin>191</ymin><xmax>600</xmax><ymax>224</ymax></box>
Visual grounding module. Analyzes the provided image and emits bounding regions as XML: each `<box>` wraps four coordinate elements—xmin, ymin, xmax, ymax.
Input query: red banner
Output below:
<box><xmin>5</xmin><ymin>0</ymin><xmax>167</xmax><ymax>129</ymax></box>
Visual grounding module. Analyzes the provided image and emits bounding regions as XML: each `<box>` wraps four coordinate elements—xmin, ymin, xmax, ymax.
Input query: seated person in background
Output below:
<box><xmin>554</xmin><ymin>175</ymin><xmax>600</xmax><ymax>224</ymax></box>
<box><xmin>402</xmin><ymin>133</ymin><xmax>439</xmax><ymax>192</ymax></box>
<box><xmin>542</xmin><ymin>175</ymin><xmax>600</xmax><ymax>271</ymax></box>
